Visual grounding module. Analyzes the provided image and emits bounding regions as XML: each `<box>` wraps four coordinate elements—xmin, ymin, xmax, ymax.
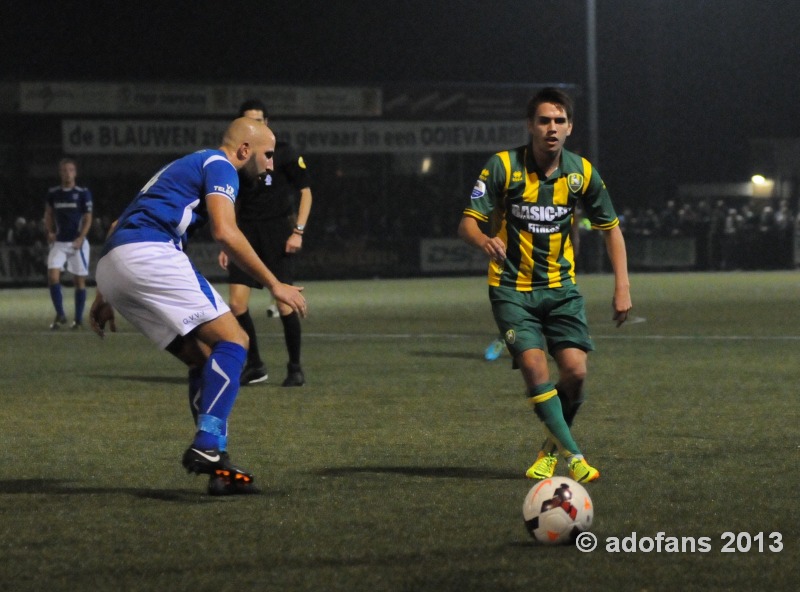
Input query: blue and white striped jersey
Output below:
<box><xmin>104</xmin><ymin>149</ymin><xmax>238</xmax><ymax>254</ymax></box>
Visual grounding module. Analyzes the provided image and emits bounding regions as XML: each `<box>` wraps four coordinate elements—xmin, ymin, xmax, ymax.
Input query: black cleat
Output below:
<box><xmin>282</xmin><ymin>363</ymin><xmax>305</xmax><ymax>387</ymax></box>
<box><xmin>50</xmin><ymin>314</ymin><xmax>67</xmax><ymax>330</ymax></box>
<box><xmin>183</xmin><ymin>448</ymin><xmax>258</xmax><ymax>495</ymax></box>
<box><xmin>207</xmin><ymin>453</ymin><xmax>260</xmax><ymax>496</ymax></box>
<box><xmin>70</xmin><ymin>321</ymin><xmax>83</xmax><ymax>330</ymax></box>
<box><xmin>182</xmin><ymin>446</ymin><xmax>227</xmax><ymax>475</ymax></box>
<box><xmin>240</xmin><ymin>363</ymin><xmax>268</xmax><ymax>386</ymax></box>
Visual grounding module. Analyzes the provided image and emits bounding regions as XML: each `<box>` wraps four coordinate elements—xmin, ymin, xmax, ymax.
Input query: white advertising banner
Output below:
<box><xmin>62</xmin><ymin>120</ymin><xmax>229</xmax><ymax>154</ymax></box>
<box><xmin>279</xmin><ymin>120</ymin><xmax>527</xmax><ymax>154</ymax></box>
<box><xmin>62</xmin><ymin>119</ymin><xmax>527</xmax><ymax>155</ymax></box>
<box><xmin>21</xmin><ymin>82</ymin><xmax>381</xmax><ymax>116</ymax></box>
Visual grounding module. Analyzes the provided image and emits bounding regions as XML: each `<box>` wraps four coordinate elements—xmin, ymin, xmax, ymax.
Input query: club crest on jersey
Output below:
<box><xmin>471</xmin><ymin>180</ymin><xmax>487</xmax><ymax>199</ymax></box>
<box><xmin>512</xmin><ymin>171</ymin><xmax>523</xmax><ymax>183</ymax></box>
<box><xmin>567</xmin><ymin>173</ymin><xmax>584</xmax><ymax>193</ymax></box>
<box><xmin>505</xmin><ymin>329</ymin><xmax>516</xmax><ymax>344</ymax></box>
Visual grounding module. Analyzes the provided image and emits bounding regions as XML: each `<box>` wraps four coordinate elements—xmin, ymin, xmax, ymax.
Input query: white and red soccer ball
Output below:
<box><xmin>523</xmin><ymin>476</ymin><xmax>594</xmax><ymax>545</ymax></box>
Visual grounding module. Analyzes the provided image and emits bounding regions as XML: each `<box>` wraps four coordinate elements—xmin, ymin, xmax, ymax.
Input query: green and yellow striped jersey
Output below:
<box><xmin>463</xmin><ymin>145</ymin><xmax>619</xmax><ymax>290</ymax></box>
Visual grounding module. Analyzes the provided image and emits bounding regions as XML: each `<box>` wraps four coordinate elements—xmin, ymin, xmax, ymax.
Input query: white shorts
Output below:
<box><xmin>96</xmin><ymin>242</ymin><xmax>230</xmax><ymax>349</ymax></box>
<box><xmin>48</xmin><ymin>240</ymin><xmax>90</xmax><ymax>276</ymax></box>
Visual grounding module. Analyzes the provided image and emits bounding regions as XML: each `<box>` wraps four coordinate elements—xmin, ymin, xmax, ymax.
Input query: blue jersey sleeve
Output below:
<box><xmin>203</xmin><ymin>155</ymin><xmax>239</xmax><ymax>204</ymax></box>
<box><xmin>80</xmin><ymin>188</ymin><xmax>93</xmax><ymax>215</ymax></box>
<box><xmin>103</xmin><ymin>150</ymin><xmax>239</xmax><ymax>253</ymax></box>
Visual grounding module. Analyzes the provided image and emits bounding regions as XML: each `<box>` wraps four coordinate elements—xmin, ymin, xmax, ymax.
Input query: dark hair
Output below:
<box><xmin>238</xmin><ymin>99</ymin><xmax>268</xmax><ymax>118</ymax></box>
<box><xmin>58</xmin><ymin>157</ymin><xmax>76</xmax><ymax>168</ymax></box>
<box><xmin>526</xmin><ymin>87</ymin><xmax>574</xmax><ymax>121</ymax></box>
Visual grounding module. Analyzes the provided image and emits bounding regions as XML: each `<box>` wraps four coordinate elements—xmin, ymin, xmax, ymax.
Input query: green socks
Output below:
<box><xmin>528</xmin><ymin>386</ymin><xmax>582</xmax><ymax>458</ymax></box>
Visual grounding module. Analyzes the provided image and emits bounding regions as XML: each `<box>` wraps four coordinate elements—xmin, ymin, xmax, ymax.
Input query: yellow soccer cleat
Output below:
<box><xmin>568</xmin><ymin>457</ymin><xmax>600</xmax><ymax>483</ymax></box>
<box><xmin>525</xmin><ymin>451</ymin><xmax>558</xmax><ymax>479</ymax></box>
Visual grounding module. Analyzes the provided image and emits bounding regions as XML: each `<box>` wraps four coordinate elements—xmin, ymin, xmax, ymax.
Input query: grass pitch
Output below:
<box><xmin>1</xmin><ymin>272</ymin><xmax>798</xmax><ymax>591</ymax></box>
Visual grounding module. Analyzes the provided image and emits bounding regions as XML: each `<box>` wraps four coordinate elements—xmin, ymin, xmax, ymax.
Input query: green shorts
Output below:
<box><xmin>489</xmin><ymin>284</ymin><xmax>594</xmax><ymax>357</ymax></box>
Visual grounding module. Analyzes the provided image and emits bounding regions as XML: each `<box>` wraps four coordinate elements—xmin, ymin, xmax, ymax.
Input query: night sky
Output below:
<box><xmin>4</xmin><ymin>0</ymin><xmax>799</xmax><ymax>201</ymax></box>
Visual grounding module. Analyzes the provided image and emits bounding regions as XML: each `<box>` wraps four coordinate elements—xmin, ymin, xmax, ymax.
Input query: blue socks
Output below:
<box><xmin>192</xmin><ymin>341</ymin><xmax>246</xmax><ymax>451</ymax></box>
<box><xmin>74</xmin><ymin>288</ymin><xmax>86</xmax><ymax>324</ymax></box>
<box><xmin>49</xmin><ymin>285</ymin><xmax>86</xmax><ymax>322</ymax></box>
<box><xmin>49</xmin><ymin>284</ymin><xmax>64</xmax><ymax>317</ymax></box>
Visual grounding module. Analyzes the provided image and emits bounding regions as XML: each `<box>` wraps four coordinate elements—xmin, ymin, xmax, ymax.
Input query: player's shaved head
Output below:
<box><xmin>219</xmin><ymin>117</ymin><xmax>276</xmax><ymax>175</ymax></box>
<box><xmin>221</xmin><ymin>117</ymin><xmax>271</xmax><ymax>149</ymax></box>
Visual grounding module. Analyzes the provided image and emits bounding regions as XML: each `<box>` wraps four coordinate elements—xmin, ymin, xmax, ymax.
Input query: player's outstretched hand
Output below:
<box><xmin>272</xmin><ymin>283</ymin><xmax>307</xmax><ymax>318</ymax></box>
<box><xmin>90</xmin><ymin>295</ymin><xmax>117</xmax><ymax>338</ymax></box>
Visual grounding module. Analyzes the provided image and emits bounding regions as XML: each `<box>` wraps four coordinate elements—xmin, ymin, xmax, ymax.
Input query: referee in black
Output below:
<box><xmin>219</xmin><ymin>99</ymin><xmax>313</xmax><ymax>386</ymax></box>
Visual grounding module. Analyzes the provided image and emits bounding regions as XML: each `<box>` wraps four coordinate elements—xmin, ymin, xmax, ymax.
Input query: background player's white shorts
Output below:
<box><xmin>96</xmin><ymin>242</ymin><xmax>230</xmax><ymax>349</ymax></box>
<box><xmin>48</xmin><ymin>240</ymin><xmax>90</xmax><ymax>276</ymax></box>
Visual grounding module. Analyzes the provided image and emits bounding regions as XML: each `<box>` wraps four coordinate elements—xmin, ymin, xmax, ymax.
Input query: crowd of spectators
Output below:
<box><xmin>306</xmin><ymin>171</ymin><xmax>799</xmax><ymax>273</ymax></box>
<box><xmin>617</xmin><ymin>197</ymin><xmax>796</xmax><ymax>270</ymax></box>
<box><xmin>2</xmin><ymin>216</ymin><xmax>46</xmax><ymax>247</ymax></box>
<box><xmin>3</xmin><ymin>190</ymin><xmax>797</xmax><ymax>272</ymax></box>
<box><xmin>1</xmin><ymin>214</ymin><xmax>113</xmax><ymax>248</ymax></box>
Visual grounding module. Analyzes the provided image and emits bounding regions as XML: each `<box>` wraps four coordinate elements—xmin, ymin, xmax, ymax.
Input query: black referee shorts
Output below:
<box><xmin>228</xmin><ymin>217</ymin><xmax>295</xmax><ymax>288</ymax></box>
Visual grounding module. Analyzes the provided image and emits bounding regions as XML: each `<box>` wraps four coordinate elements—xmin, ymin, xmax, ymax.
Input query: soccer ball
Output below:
<box><xmin>522</xmin><ymin>476</ymin><xmax>593</xmax><ymax>544</ymax></box>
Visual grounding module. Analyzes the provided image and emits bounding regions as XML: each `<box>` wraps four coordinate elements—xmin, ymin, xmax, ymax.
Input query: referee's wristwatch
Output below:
<box><xmin>293</xmin><ymin>224</ymin><xmax>305</xmax><ymax>236</ymax></box>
